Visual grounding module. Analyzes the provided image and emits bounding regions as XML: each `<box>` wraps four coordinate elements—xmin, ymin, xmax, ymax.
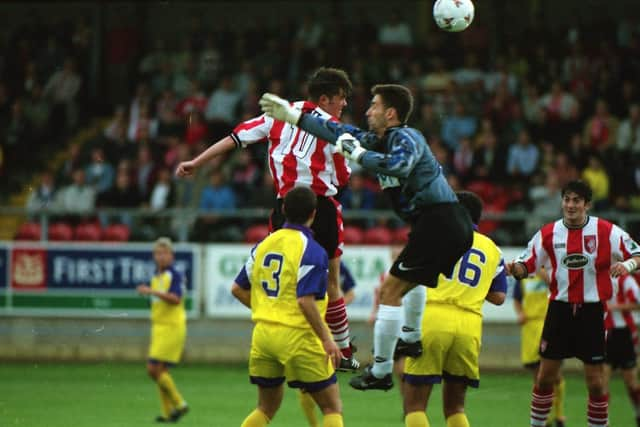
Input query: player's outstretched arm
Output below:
<box><xmin>175</xmin><ymin>136</ymin><xmax>236</xmax><ymax>178</ymax></box>
<box><xmin>298</xmin><ymin>295</ymin><xmax>341</xmax><ymax>368</ymax></box>
<box><xmin>259</xmin><ymin>92</ymin><xmax>373</xmax><ymax>146</ymax></box>
<box><xmin>611</xmin><ymin>255</ymin><xmax>640</xmax><ymax>278</ymax></box>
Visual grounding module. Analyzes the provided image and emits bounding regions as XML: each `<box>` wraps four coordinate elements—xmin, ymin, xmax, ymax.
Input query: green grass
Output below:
<box><xmin>0</xmin><ymin>363</ymin><xmax>634</xmax><ymax>426</ymax></box>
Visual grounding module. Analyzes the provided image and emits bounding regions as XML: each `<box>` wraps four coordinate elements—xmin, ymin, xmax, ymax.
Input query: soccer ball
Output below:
<box><xmin>433</xmin><ymin>0</ymin><xmax>475</xmax><ymax>32</ymax></box>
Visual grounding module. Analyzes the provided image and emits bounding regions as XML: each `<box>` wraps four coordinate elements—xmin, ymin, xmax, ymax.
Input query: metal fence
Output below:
<box><xmin>3</xmin><ymin>206</ymin><xmax>640</xmax><ymax>246</ymax></box>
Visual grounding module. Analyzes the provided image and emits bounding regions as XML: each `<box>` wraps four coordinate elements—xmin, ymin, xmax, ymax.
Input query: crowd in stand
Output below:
<box><xmin>12</xmin><ymin>10</ymin><xmax>640</xmax><ymax>243</ymax></box>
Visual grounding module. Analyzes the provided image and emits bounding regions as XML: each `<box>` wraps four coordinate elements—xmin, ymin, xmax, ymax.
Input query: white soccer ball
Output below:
<box><xmin>433</xmin><ymin>0</ymin><xmax>475</xmax><ymax>32</ymax></box>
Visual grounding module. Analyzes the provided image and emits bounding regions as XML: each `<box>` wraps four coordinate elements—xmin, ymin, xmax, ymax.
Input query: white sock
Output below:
<box><xmin>400</xmin><ymin>286</ymin><xmax>426</xmax><ymax>343</ymax></box>
<box><xmin>371</xmin><ymin>304</ymin><xmax>401</xmax><ymax>378</ymax></box>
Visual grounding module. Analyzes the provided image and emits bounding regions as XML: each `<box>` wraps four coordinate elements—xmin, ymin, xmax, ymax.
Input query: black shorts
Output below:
<box><xmin>270</xmin><ymin>195</ymin><xmax>343</xmax><ymax>259</ymax></box>
<box><xmin>606</xmin><ymin>327</ymin><xmax>637</xmax><ymax>370</ymax></box>
<box><xmin>389</xmin><ymin>202</ymin><xmax>473</xmax><ymax>287</ymax></box>
<box><xmin>540</xmin><ymin>301</ymin><xmax>606</xmax><ymax>364</ymax></box>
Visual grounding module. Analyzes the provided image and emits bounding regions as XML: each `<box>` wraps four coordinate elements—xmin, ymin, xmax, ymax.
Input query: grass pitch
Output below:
<box><xmin>0</xmin><ymin>363</ymin><xmax>633</xmax><ymax>426</ymax></box>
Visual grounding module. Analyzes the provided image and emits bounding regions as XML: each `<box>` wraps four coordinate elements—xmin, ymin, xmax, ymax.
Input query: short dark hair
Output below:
<box><xmin>456</xmin><ymin>191</ymin><xmax>483</xmax><ymax>224</ymax></box>
<box><xmin>371</xmin><ymin>84</ymin><xmax>414</xmax><ymax>124</ymax></box>
<box><xmin>307</xmin><ymin>67</ymin><xmax>352</xmax><ymax>101</ymax></box>
<box><xmin>562</xmin><ymin>180</ymin><xmax>592</xmax><ymax>203</ymax></box>
<box><xmin>283</xmin><ymin>187</ymin><xmax>317</xmax><ymax>224</ymax></box>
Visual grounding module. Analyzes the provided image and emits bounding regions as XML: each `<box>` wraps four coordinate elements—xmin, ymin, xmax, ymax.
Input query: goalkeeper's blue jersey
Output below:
<box><xmin>298</xmin><ymin>115</ymin><xmax>457</xmax><ymax>221</ymax></box>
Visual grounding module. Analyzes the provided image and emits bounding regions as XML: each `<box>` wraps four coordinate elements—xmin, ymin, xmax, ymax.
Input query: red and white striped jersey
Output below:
<box><xmin>604</xmin><ymin>274</ymin><xmax>640</xmax><ymax>330</ymax></box>
<box><xmin>230</xmin><ymin>101</ymin><xmax>350</xmax><ymax>199</ymax></box>
<box><xmin>517</xmin><ymin>216</ymin><xmax>640</xmax><ymax>303</ymax></box>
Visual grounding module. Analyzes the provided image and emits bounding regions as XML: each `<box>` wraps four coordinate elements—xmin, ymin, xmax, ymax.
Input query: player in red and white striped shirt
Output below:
<box><xmin>175</xmin><ymin>68</ymin><xmax>359</xmax><ymax>370</ymax></box>
<box><xmin>507</xmin><ymin>180</ymin><xmax>640</xmax><ymax>427</ymax></box>
<box><xmin>604</xmin><ymin>273</ymin><xmax>640</xmax><ymax>427</ymax></box>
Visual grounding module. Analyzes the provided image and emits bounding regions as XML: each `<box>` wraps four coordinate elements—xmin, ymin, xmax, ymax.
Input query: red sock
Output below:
<box><xmin>587</xmin><ymin>393</ymin><xmax>608</xmax><ymax>427</ymax></box>
<box><xmin>530</xmin><ymin>386</ymin><xmax>553</xmax><ymax>427</ymax></box>
<box><xmin>325</xmin><ymin>297</ymin><xmax>351</xmax><ymax>358</ymax></box>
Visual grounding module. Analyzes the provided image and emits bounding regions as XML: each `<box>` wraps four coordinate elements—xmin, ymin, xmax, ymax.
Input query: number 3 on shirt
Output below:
<box><xmin>262</xmin><ymin>253</ymin><xmax>284</xmax><ymax>297</ymax></box>
<box><xmin>444</xmin><ymin>248</ymin><xmax>486</xmax><ymax>287</ymax></box>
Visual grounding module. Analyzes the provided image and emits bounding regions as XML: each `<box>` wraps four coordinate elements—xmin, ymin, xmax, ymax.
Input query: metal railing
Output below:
<box><xmin>3</xmin><ymin>206</ymin><xmax>640</xmax><ymax>245</ymax></box>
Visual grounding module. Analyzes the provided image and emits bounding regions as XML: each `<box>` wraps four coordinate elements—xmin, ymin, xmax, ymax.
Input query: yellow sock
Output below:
<box><xmin>241</xmin><ymin>409</ymin><xmax>270</xmax><ymax>427</ymax></box>
<box><xmin>446</xmin><ymin>412</ymin><xmax>470</xmax><ymax>427</ymax></box>
<box><xmin>157</xmin><ymin>371</ymin><xmax>186</xmax><ymax>409</ymax></box>
<box><xmin>322</xmin><ymin>413</ymin><xmax>343</xmax><ymax>427</ymax></box>
<box><xmin>298</xmin><ymin>391</ymin><xmax>319</xmax><ymax>427</ymax></box>
<box><xmin>405</xmin><ymin>411</ymin><xmax>429</xmax><ymax>427</ymax></box>
<box><xmin>157</xmin><ymin>384</ymin><xmax>173</xmax><ymax>418</ymax></box>
<box><xmin>554</xmin><ymin>378</ymin><xmax>566</xmax><ymax>420</ymax></box>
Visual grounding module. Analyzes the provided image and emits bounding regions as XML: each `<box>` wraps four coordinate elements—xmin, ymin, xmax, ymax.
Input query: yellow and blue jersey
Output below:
<box><xmin>150</xmin><ymin>265</ymin><xmax>186</xmax><ymax>325</ymax></box>
<box><xmin>513</xmin><ymin>275</ymin><xmax>549</xmax><ymax>321</ymax></box>
<box><xmin>235</xmin><ymin>222</ymin><xmax>329</xmax><ymax>329</ymax></box>
<box><xmin>428</xmin><ymin>231</ymin><xmax>507</xmax><ymax>315</ymax></box>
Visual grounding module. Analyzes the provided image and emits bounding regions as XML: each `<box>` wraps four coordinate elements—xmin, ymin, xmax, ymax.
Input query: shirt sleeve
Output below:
<box><xmin>489</xmin><ymin>258</ymin><xmax>508</xmax><ymax>294</ymax></box>
<box><xmin>359</xmin><ymin>129</ymin><xmax>421</xmax><ymax>178</ymax></box>
<box><xmin>296</xmin><ymin>241</ymin><xmax>329</xmax><ymax>298</ymax></box>
<box><xmin>610</xmin><ymin>224</ymin><xmax>640</xmax><ymax>261</ymax></box>
<box><xmin>624</xmin><ymin>275</ymin><xmax>640</xmax><ymax>303</ymax></box>
<box><xmin>340</xmin><ymin>262</ymin><xmax>356</xmax><ymax>294</ymax></box>
<box><xmin>235</xmin><ymin>245</ymin><xmax>257</xmax><ymax>290</ymax></box>
<box><xmin>167</xmin><ymin>269</ymin><xmax>184</xmax><ymax>298</ymax></box>
<box><xmin>230</xmin><ymin>115</ymin><xmax>274</xmax><ymax>148</ymax></box>
<box><xmin>297</xmin><ymin>113</ymin><xmax>378</xmax><ymax>148</ymax></box>
<box><xmin>516</xmin><ymin>230</ymin><xmax>543</xmax><ymax>276</ymax></box>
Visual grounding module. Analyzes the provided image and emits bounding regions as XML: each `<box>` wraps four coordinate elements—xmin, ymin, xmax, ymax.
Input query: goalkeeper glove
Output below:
<box><xmin>259</xmin><ymin>93</ymin><xmax>302</xmax><ymax>125</ymax></box>
<box><xmin>336</xmin><ymin>133</ymin><xmax>367</xmax><ymax>162</ymax></box>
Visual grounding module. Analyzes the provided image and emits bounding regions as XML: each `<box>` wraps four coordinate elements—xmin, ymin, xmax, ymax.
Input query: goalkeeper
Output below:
<box><xmin>260</xmin><ymin>85</ymin><xmax>474</xmax><ymax>392</ymax></box>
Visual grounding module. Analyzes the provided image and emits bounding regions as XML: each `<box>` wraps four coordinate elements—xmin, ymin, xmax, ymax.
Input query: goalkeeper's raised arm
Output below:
<box><xmin>259</xmin><ymin>93</ymin><xmax>378</xmax><ymax>149</ymax></box>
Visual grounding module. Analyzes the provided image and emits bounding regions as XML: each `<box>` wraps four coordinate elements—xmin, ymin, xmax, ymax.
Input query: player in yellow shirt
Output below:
<box><xmin>136</xmin><ymin>237</ymin><xmax>188</xmax><ymax>423</ymax></box>
<box><xmin>513</xmin><ymin>271</ymin><xmax>566</xmax><ymax>427</ymax></box>
<box><xmin>403</xmin><ymin>191</ymin><xmax>507</xmax><ymax>427</ymax></box>
<box><xmin>231</xmin><ymin>187</ymin><xmax>344</xmax><ymax>427</ymax></box>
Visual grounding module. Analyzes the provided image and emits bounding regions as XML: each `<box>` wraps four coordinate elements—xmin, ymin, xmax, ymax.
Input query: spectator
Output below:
<box><xmin>156</xmin><ymin>89</ymin><xmax>182</xmax><ymax>137</ymax></box>
<box><xmin>129</xmin><ymin>82</ymin><xmax>152</xmax><ymax>124</ymax></box>
<box><xmin>452</xmin><ymin>137</ymin><xmax>475</xmax><ymax>182</ymax></box>
<box><xmin>175</xmin><ymin>80</ymin><xmax>207</xmax><ymax>118</ymax></box>
<box><xmin>471</xmin><ymin>131</ymin><xmax>507</xmax><ymax>182</ymax></box>
<box><xmin>338</xmin><ymin>172</ymin><xmax>376</xmax><ymax>228</ymax></box>
<box><xmin>97</xmin><ymin>167</ymin><xmax>142</xmax><ymax>226</ymax></box>
<box><xmin>378</xmin><ymin>10</ymin><xmax>412</xmax><ymax>47</ymax></box>
<box><xmin>85</xmin><ymin>147</ymin><xmax>115</xmax><ymax>194</ymax></box>
<box><xmin>230</xmin><ymin>149</ymin><xmax>261</xmax><ymax>206</ymax></box>
<box><xmin>525</xmin><ymin>172</ymin><xmax>562</xmax><ymax>236</ymax></box>
<box><xmin>133</xmin><ymin>145</ymin><xmax>156</xmax><ymax>199</ymax></box>
<box><xmin>199</xmin><ymin>169</ymin><xmax>236</xmax><ymax>211</ymax></box>
<box><xmin>55</xmin><ymin>168</ymin><xmax>96</xmax><ymax>215</ymax></box>
<box><xmin>104</xmin><ymin>105</ymin><xmax>128</xmax><ymax>144</ymax></box>
<box><xmin>616</xmin><ymin>103</ymin><xmax>640</xmax><ymax>154</ymax></box>
<box><xmin>127</xmin><ymin>103</ymin><xmax>158</xmax><ymax>143</ymax></box>
<box><xmin>413</xmin><ymin>103</ymin><xmax>442</xmax><ymax>142</ymax></box>
<box><xmin>198</xmin><ymin>35</ymin><xmax>221</xmax><ymax>89</ymax></box>
<box><xmin>184</xmin><ymin>111</ymin><xmax>208</xmax><ymax>146</ymax></box>
<box><xmin>149</xmin><ymin>167</ymin><xmax>174</xmax><ymax>210</ymax></box>
<box><xmin>4</xmin><ymin>99</ymin><xmax>31</xmax><ymax>168</ymax></box>
<box><xmin>139</xmin><ymin>38</ymin><xmax>169</xmax><ymax>79</ymax></box>
<box><xmin>537</xmin><ymin>80</ymin><xmax>579</xmax><ymax>146</ymax></box>
<box><xmin>583</xmin><ymin>98</ymin><xmax>618</xmax><ymax>153</ymax></box>
<box><xmin>441</xmin><ymin>101</ymin><xmax>477</xmax><ymax>151</ymax></box>
<box><xmin>552</xmin><ymin>151</ymin><xmax>580</xmax><ymax>189</ymax></box>
<box><xmin>582</xmin><ymin>154</ymin><xmax>611</xmax><ymax>210</ymax></box>
<box><xmin>506</xmin><ymin>129</ymin><xmax>540</xmax><ymax>183</ymax></box>
<box><xmin>172</xmin><ymin>56</ymin><xmax>197</xmax><ymax>99</ymax></box>
<box><xmin>26</xmin><ymin>171</ymin><xmax>56</xmax><ymax>214</ymax></box>
<box><xmin>245</xmin><ymin>172</ymin><xmax>275</xmax><ymax>209</ymax></box>
<box><xmin>43</xmin><ymin>57</ymin><xmax>82</xmax><ymax>132</ymax></box>
<box><xmin>204</xmin><ymin>75</ymin><xmax>241</xmax><ymax>137</ymax></box>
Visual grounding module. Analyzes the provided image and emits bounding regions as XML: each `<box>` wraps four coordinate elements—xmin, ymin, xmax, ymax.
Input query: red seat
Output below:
<box><xmin>244</xmin><ymin>224</ymin><xmax>270</xmax><ymax>243</ymax></box>
<box><xmin>343</xmin><ymin>226</ymin><xmax>364</xmax><ymax>244</ymax></box>
<box><xmin>15</xmin><ymin>222</ymin><xmax>42</xmax><ymax>240</ymax></box>
<box><xmin>391</xmin><ymin>226</ymin><xmax>410</xmax><ymax>244</ymax></box>
<box><xmin>74</xmin><ymin>223</ymin><xmax>103</xmax><ymax>241</ymax></box>
<box><xmin>362</xmin><ymin>226</ymin><xmax>393</xmax><ymax>245</ymax></box>
<box><xmin>102</xmin><ymin>224</ymin><xmax>131</xmax><ymax>242</ymax></box>
<box><xmin>48</xmin><ymin>222</ymin><xmax>73</xmax><ymax>241</ymax></box>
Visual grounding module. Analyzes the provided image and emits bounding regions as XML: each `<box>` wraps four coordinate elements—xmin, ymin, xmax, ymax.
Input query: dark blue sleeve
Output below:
<box><xmin>489</xmin><ymin>266</ymin><xmax>508</xmax><ymax>294</ymax></box>
<box><xmin>167</xmin><ymin>268</ymin><xmax>184</xmax><ymax>297</ymax></box>
<box><xmin>340</xmin><ymin>262</ymin><xmax>356</xmax><ymax>293</ymax></box>
<box><xmin>512</xmin><ymin>278</ymin><xmax>523</xmax><ymax>302</ymax></box>
<box><xmin>235</xmin><ymin>244</ymin><xmax>257</xmax><ymax>290</ymax></box>
<box><xmin>296</xmin><ymin>241</ymin><xmax>329</xmax><ymax>298</ymax></box>
<box><xmin>298</xmin><ymin>113</ymin><xmax>379</xmax><ymax>149</ymax></box>
<box><xmin>359</xmin><ymin>129</ymin><xmax>421</xmax><ymax>178</ymax></box>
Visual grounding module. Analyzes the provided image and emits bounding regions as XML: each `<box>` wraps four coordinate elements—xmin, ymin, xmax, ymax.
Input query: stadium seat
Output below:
<box><xmin>391</xmin><ymin>226</ymin><xmax>410</xmax><ymax>244</ymax></box>
<box><xmin>362</xmin><ymin>226</ymin><xmax>393</xmax><ymax>245</ymax></box>
<box><xmin>48</xmin><ymin>222</ymin><xmax>74</xmax><ymax>241</ymax></box>
<box><xmin>343</xmin><ymin>225</ymin><xmax>364</xmax><ymax>244</ymax></box>
<box><xmin>74</xmin><ymin>223</ymin><xmax>102</xmax><ymax>241</ymax></box>
<box><xmin>102</xmin><ymin>224</ymin><xmax>131</xmax><ymax>242</ymax></box>
<box><xmin>244</xmin><ymin>224</ymin><xmax>270</xmax><ymax>243</ymax></box>
<box><xmin>15</xmin><ymin>222</ymin><xmax>42</xmax><ymax>240</ymax></box>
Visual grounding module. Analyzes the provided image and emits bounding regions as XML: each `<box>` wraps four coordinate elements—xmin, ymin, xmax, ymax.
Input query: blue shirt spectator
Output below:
<box><xmin>199</xmin><ymin>170</ymin><xmax>236</xmax><ymax>210</ymax></box>
<box><xmin>440</xmin><ymin>102</ymin><xmax>477</xmax><ymax>151</ymax></box>
<box><xmin>507</xmin><ymin>130</ymin><xmax>539</xmax><ymax>178</ymax></box>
